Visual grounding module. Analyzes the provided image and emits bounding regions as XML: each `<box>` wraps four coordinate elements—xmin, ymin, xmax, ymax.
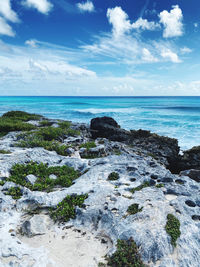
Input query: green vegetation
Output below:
<box><xmin>17</xmin><ymin>135</ymin><xmax>70</xmax><ymax>156</ymax></box>
<box><xmin>6</xmin><ymin>187</ymin><xmax>23</xmax><ymax>200</ymax></box>
<box><xmin>39</xmin><ymin>120</ymin><xmax>54</xmax><ymax>127</ymax></box>
<box><xmin>80</xmin><ymin>141</ymin><xmax>96</xmax><ymax>150</ymax></box>
<box><xmin>165</xmin><ymin>214</ymin><xmax>181</xmax><ymax>247</ymax></box>
<box><xmin>155</xmin><ymin>183</ymin><xmax>164</xmax><ymax>188</ymax></box>
<box><xmin>7</xmin><ymin>162</ymin><xmax>80</xmax><ymax>192</ymax></box>
<box><xmin>0</xmin><ymin>180</ymin><xmax>5</xmax><ymax>186</ymax></box>
<box><xmin>0</xmin><ymin>111</ymin><xmax>42</xmax><ymax>137</ymax></box>
<box><xmin>127</xmin><ymin>203</ymin><xmax>143</xmax><ymax>215</ymax></box>
<box><xmin>108</xmin><ymin>172</ymin><xmax>119</xmax><ymax>181</ymax></box>
<box><xmin>130</xmin><ymin>181</ymin><xmax>151</xmax><ymax>194</ymax></box>
<box><xmin>113</xmin><ymin>149</ymin><xmax>121</xmax><ymax>156</ymax></box>
<box><xmin>0</xmin><ymin>118</ymin><xmax>36</xmax><ymax>137</ymax></box>
<box><xmin>2</xmin><ymin>111</ymin><xmax>42</xmax><ymax>121</ymax></box>
<box><xmin>58</xmin><ymin>121</ymin><xmax>71</xmax><ymax>129</ymax></box>
<box><xmin>49</xmin><ymin>194</ymin><xmax>88</xmax><ymax>222</ymax></box>
<box><xmin>16</xmin><ymin>124</ymin><xmax>79</xmax><ymax>155</ymax></box>
<box><xmin>0</xmin><ymin>149</ymin><xmax>11</xmax><ymax>154</ymax></box>
<box><xmin>106</xmin><ymin>239</ymin><xmax>145</xmax><ymax>267</ymax></box>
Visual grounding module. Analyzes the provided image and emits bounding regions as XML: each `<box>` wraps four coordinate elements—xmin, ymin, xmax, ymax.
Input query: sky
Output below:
<box><xmin>0</xmin><ymin>0</ymin><xmax>200</xmax><ymax>96</ymax></box>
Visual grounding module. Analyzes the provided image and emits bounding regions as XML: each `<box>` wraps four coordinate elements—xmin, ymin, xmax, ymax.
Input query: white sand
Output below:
<box><xmin>19</xmin><ymin>226</ymin><xmax>112</xmax><ymax>267</ymax></box>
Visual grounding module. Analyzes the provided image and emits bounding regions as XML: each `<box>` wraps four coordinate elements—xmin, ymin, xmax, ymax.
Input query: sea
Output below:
<box><xmin>0</xmin><ymin>96</ymin><xmax>199</xmax><ymax>150</ymax></box>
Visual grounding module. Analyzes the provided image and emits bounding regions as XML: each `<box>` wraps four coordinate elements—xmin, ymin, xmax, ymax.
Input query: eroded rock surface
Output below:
<box><xmin>0</xmin><ymin>115</ymin><xmax>200</xmax><ymax>267</ymax></box>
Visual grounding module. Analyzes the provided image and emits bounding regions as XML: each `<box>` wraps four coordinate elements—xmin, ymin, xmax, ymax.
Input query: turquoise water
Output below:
<box><xmin>0</xmin><ymin>96</ymin><xmax>199</xmax><ymax>150</ymax></box>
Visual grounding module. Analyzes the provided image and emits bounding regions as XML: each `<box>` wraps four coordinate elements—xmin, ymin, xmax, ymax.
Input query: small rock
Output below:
<box><xmin>21</xmin><ymin>215</ymin><xmax>51</xmax><ymax>237</ymax></box>
<box><xmin>66</xmin><ymin>147</ymin><xmax>75</xmax><ymax>155</ymax></box>
<box><xmin>25</xmin><ymin>174</ymin><xmax>37</xmax><ymax>185</ymax></box>
<box><xmin>49</xmin><ymin>174</ymin><xmax>57</xmax><ymax>180</ymax></box>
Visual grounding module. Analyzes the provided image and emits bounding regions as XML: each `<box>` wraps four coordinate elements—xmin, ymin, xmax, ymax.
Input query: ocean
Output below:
<box><xmin>0</xmin><ymin>96</ymin><xmax>199</xmax><ymax>150</ymax></box>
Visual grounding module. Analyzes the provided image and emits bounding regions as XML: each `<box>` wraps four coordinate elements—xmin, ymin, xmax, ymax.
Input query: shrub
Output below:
<box><xmin>80</xmin><ymin>141</ymin><xmax>96</xmax><ymax>150</ymax></box>
<box><xmin>106</xmin><ymin>239</ymin><xmax>145</xmax><ymax>267</ymax></box>
<box><xmin>130</xmin><ymin>181</ymin><xmax>151</xmax><ymax>194</ymax></box>
<box><xmin>0</xmin><ymin>149</ymin><xmax>11</xmax><ymax>154</ymax></box>
<box><xmin>39</xmin><ymin>120</ymin><xmax>54</xmax><ymax>127</ymax></box>
<box><xmin>58</xmin><ymin>121</ymin><xmax>71</xmax><ymax>129</ymax></box>
<box><xmin>6</xmin><ymin>187</ymin><xmax>23</xmax><ymax>200</ymax></box>
<box><xmin>17</xmin><ymin>135</ymin><xmax>70</xmax><ymax>156</ymax></box>
<box><xmin>165</xmin><ymin>214</ymin><xmax>181</xmax><ymax>247</ymax></box>
<box><xmin>8</xmin><ymin>162</ymin><xmax>80</xmax><ymax>192</ymax></box>
<box><xmin>127</xmin><ymin>203</ymin><xmax>143</xmax><ymax>215</ymax></box>
<box><xmin>108</xmin><ymin>172</ymin><xmax>119</xmax><ymax>181</ymax></box>
<box><xmin>155</xmin><ymin>183</ymin><xmax>164</xmax><ymax>188</ymax></box>
<box><xmin>2</xmin><ymin>111</ymin><xmax>42</xmax><ymax>121</ymax></box>
<box><xmin>0</xmin><ymin>118</ymin><xmax>36</xmax><ymax>137</ymax></box>
<box><xmin>49</xmin><ymin>194</ymin><xmax>88</xmax><ymax>222</ymax></box>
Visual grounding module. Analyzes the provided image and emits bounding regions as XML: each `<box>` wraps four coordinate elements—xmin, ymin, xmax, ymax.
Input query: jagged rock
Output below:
<box><xmin>180</xmin><ymin>169</ymin><xmax>200</xmax><ymax>183</ymax></box>
<box><xmin>90</xmin><ymin>117</ymin><xmax>180</xmax><ymax>170</ymax></box>
<box><xmin>66</xmin><ymin>147</ymin><xmax>75</xmax><ymax>155</ymax></box>
<box><xmin>25</xmin><ymin>174</ymin><xmax>37</xmax><ymax>185</ymax></box>
<box><xmin>178</xmin><ymin>146</ymin><xmax>200</xmax><ymax>171</ymax></box>
<box><xmin>90</xmin><ymin>116</ymin><xmax>129</xmax><ymax>141</ymax></box>
<box><xmin>21</xmin><ymin>215</ymin><xmax>52</xmax><ymax>237</ymax></box>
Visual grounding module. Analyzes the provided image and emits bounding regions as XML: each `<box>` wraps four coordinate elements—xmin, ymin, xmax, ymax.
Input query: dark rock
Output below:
<box><xmin>90</xmin><ymin>117</ymin><xmax>180</xmax><ymax>171</ymax></box>
<box><xmin>161</xmin><ymin>177</ymin><xmax>174</xmax><ymax>183</ymax></box>
<box><xmin>177</xmin><ymin>146</ymin><xmax>200</xmax><ymax>172</ymax></box>
<box><xmin>180</xmin><ymin>169</ymin><xmax>200</xmax><ymax>183</ymax></box>
<box><xmin>90</xmin><ymin>116</ymin><xmax>130</xmax><ymax>141</ymax></box>
<box><xmin>185</xmin><ymin>200</ymin><xmax>196</xmax><ymax>207</ymax></box>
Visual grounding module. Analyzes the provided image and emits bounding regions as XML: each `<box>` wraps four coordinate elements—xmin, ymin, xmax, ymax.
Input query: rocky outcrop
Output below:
<box><xmin>178</xmin><ymin>146</ymin><xmax>200</xmax><ymax>171</ymax></box>
<box><xmin>90</xmin><ymin>117</ymin><xmax>180</xmax><ymax>170</ymax></box>
<box><xmin>0</xmin><ymin>113</ymin><xmax>200</xmax><ymax>267</ymax></box>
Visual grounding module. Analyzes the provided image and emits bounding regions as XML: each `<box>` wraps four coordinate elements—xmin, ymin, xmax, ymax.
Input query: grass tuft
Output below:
<box><xmin>7</xmin><ymin>162</ymin><xmax>80</xmax><ymax>192</ymax></box>
<box><xmin>127</xmin><ymin>203</ymin><xmax>143</xmax><ymax>215</ymax></box>
<box><xmin>130</xmin><ymin>181</ymin><xmax>151</xmax><ymax>194</ymax></box>
<box><xmin>108</xmin><ymin>172</ymin><xmax>119</xmax><ymax>181</ymax></box>
<box><xmin>49</xmin><ymin>194</ymin><xmax>88</xmax><ymax>222</ymax></box>
<box><xmin>106</xmin><ymin>239</ymin><xmax>146</xmax><ymax>267</ymax></box>
<box><xmin>165</xmin><ymin>214</ymin><xmax>181</xmax><ymax>247</ymax></box>
<box><xmin>6</xmin><ymin>187</ymin><xmax>23</xmax><ymax>200</ymax></box>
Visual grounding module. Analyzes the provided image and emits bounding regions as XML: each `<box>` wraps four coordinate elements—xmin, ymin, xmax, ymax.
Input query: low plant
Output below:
<box><xmin>80</xmin><ymin>141</ymin><xmax>96</xmax><ymax>150</ymax></box>
<box><xmin>0</xmin><ymin>149</ymin><xmax>11</xmax><ymax>154</ymax></box>
<box><xmin>155</xmin><ymin>183</ymin><xmax>164</xmax><ymax>188</ymax></box>
<box><xmin>127</xmin><ymin>203</ymin><xmax>143</xmax><ymax>215</ymax></box>
<box><xmin>2</xmin><ymin>111</ymin><xmax>42</xmax><ymax>121</ymax></box>
<box><xmin>49</xmin><ymin>194</ymin><xmax>88</xmax><ymax>222</ymax></box>
<box><xmin>7</xmin><ymin>162</ymin><xmax>80</xmax><ymax>192</ymax></box>
<box><xmin>106</xmin><ymin>239</ymin><xmax>145</xmax><ymax>267</ymax></box>
<box><xmin>17</xmin><ymin>136</ymin><xmax>70</xmax><ymax>156</ymax></box>
<box><xmin>165</xmin><ymin>214</ymin><xmax>181</xmax><ymax>247</ymax></box>
<box><xmin>39</xmin><ymin>120</ymin><xmax>54</xmax><ymax>127</ymax></box>
<box><xmin>6</xmin><ymin>187</ymin><xmax>23</xmax><ymax>200</ymax></box>
<box><xmin>0</xmin><ymin>118</ymin><xmax>36</xmax><ymax>137</ymax></box>
<box><xmin>130</xmin><ymin>181</ymin><xmax>151</xmax><ymax>194</ymax></box>
<box><xmin>0</xmin><ymin>180</ymin><xmax>5</xmax><ymax>186</ymax></box>
<box><xmin>108</xmin><ymin>172</ymin><xmax>119</xmax><ymax>181</ymax></box>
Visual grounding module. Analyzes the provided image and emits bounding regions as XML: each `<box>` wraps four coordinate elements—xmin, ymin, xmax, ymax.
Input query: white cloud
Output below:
<box><xmin>107</xmin><ymin>7</ymin><xmax>161</xmax><ymax>39</ymax></box>
<box><xmin>161</xmin><ymin>48</ymin><xmax>181</xmax><ymax>63</ymax></box>
<box><xmin>107</xmin><ymin>7</ymin><xmax>132</xmax><ymax>38</ymax></box>
<box><xmin>194</xmin><ymin>23</ymin><xmax>198</xmax><ymax>28</ymax></box>
<box><xmin>142</xmin><ymin>48</ymin><xmax>158</xmax><ymax>62</ymax></box>
<box><xmin>22</xmin><ymin>0</ymin><xmax>53</xmax><ymax>14</ymax></box>
<box><xmin>77</xmin><ymin>1</ymin><xmax>94</xmax><ymax>13</ymax></box>
<box><xmin>0</xmin><ymin>16</ymin><xmax>15</xmax><ymax>36</ymax></box>
<box><xmin>132</xmin><ymin>18</ymin><xmax>160</xmax><ymax>31</ymax></box>
<box><xmin>180</xmin><ymin>47</ymin><xmax>192</xmax><ymax>54</ymax></box>
<box><xmin>0</xmin><ymin>0</ymin><xmax>19</xmax><ymax>22</ymax></box>
<box><xmin>159</xmin><ymin>5</ymin><xmax>183</xmax><ymax>38</ymax></box>
<box><xmin>25</xmin><ymin>39</ymin><xmax>38</xmax><ymax>48</ymax></box>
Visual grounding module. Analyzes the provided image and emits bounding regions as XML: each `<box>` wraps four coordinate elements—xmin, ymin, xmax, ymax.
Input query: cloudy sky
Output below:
<box><xmin>0</xmin><ymin>0</ymin><xmax>199</xmax><ymax>96</ymax></box>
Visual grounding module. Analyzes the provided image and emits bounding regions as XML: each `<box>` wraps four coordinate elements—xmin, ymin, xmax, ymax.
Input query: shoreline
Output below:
<box><xmin>0</xmin><ymin>111</ymin><xmax>199</xmax><ymax>267</ymax></box>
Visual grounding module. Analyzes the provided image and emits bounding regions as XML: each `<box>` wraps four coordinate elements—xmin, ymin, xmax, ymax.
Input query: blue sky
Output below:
<box><xmin>0</xmin><ymin>0</ymin><xmax>200</xmax><ymax>96</ymax></box>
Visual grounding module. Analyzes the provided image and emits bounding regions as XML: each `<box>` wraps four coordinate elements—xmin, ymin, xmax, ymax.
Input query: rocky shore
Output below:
<box><xmin>0</xmin><ymin>111</ymin><xmax>199</xmax><ymax>267</ymax></box>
